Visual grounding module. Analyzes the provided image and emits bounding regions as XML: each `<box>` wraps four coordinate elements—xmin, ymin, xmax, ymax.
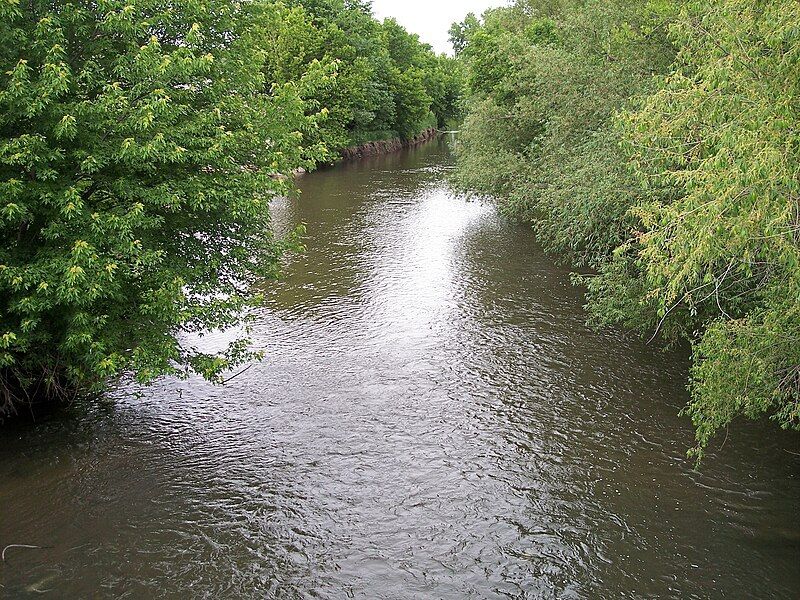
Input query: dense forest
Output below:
<box><xmin>450</xmin><ymin>0</ymin><xmax>799</xmax><ymax>458</ymax></box>
<box><xmin>0</xmin><ymin>0</ymin><xmax>461</xmax><ymax>415</ymax></box>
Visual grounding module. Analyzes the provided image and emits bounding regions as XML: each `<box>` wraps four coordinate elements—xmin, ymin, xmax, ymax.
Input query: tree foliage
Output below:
<box><xmin>591</xmin><ymin>0</ymin><xmax>800</xmax><ymax>458</ymax></box>
<box><xmin>452</xmin><ymin>0</ymin><xmax>799</xmax><ymax>458</ymax></box>
<box><xmin>0</xmin><ymin>0</ymin><xmax>325</xmax><ymax>412</ymax></box>
<box><xmin>267</xmin><ymin>1</ymin><xmax>464</xmax><ymax>147</ymax></box>
<box><xmin>453</xmin><ymin>0</ymin><xmax>675</xmax><ymax>264</ymax></box>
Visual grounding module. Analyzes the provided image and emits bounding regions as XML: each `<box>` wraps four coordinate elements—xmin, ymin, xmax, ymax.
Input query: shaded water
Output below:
<box><xmin>1</xmin><ymin>139</ymin><xmax>798</xmax><ymax>599</ymax></box>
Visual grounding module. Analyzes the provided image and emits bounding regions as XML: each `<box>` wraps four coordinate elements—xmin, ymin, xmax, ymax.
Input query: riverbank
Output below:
<box><xmin>339</xmin><ymin>127</ymin><xmax>439</xmax><ymax>161</ymax></box>
<box><xmin>291</xmin><ymin>129</ymin><xmax>440</xmax><ymax>178</ymax></box>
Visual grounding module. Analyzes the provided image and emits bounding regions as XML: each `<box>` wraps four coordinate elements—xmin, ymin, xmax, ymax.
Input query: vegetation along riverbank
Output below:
<box><xmin>339</xmin><ymin>126</ymin><xmax>439</xmax><ymax>161</ymax></box>
<box><xmin>1</xmin><ymin>0</ymin><xmax>798</xmax><ymax>462</ymax></box>
<box><xmin>0</xmin><ymin>0</ymin><xmax>462</xmax><ymax>418</ymax></box>
<box><xmin>450</xmin><ymin>0</ymin><xmax>799</xmax><ymax>460</ymax></box>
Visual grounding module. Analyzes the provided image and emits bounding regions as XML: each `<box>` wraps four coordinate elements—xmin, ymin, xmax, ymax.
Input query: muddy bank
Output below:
<box><xmin>339</xmin><ymin>127</ymin><xmax>438</xmax><ymax>161</ymax></box>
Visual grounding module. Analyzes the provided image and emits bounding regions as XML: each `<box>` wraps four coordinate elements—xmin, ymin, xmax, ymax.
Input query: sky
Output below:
<box><xmin>371</xmin><ymin>0</ymin><xmax>509</xmax><ymax>55</ymax></box>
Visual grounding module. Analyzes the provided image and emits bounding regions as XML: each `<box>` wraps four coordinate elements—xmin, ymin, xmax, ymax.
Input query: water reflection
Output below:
<box><xmin>1</xmin><ymin>139</ymin><xmax>798</xmax><ymax>599</ymax></box>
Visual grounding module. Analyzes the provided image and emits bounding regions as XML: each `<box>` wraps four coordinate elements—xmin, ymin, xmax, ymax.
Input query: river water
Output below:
<box><xmin>1</xmin><ymin>138</ymin><xmax>798</xmax><ymax>599</ymax></box>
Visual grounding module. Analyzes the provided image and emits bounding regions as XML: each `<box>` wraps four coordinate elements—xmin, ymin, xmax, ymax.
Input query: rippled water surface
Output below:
<box><xmin>1</xmin><ymin>139</ymin><xmax>798</xmax><ymax>599</ymax></box>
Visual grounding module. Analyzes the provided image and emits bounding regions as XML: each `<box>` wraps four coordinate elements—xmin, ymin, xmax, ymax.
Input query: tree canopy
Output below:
<box><xmin>259</xmin><ymin>0</ymin><xmax>464</xmax><ymax>148</ymax></box>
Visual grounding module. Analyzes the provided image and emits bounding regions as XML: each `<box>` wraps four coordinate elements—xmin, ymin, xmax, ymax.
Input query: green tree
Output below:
<box><xmin>0</xmin><ymin>0</ymin><xmax>327</xmax><ymax>414</ymax></box>
<box><xmin>449</xmin><ymin>13</ymin><xmax>481</xmax><ymax>57</ymax></box>
<box><xmin>587</xmin><ymin>0</ymin><xmax>800</xmax><ymax>459</ymax></box>
<box><xmin>279</xmin><ymin>1</ymin><xmax>456</xmax><ymax>147</ymax></box>
<box><xmin>424</xmin><ymin>55</ymin><xmax>466</xmax><ymax>128</ymax></box>
<box><xmin>453</xmin><ymin>0</ymin><xmax>674</xmax><ymax>265</ymax></box>
<box><xmin>453</xmin><ymin>0</ymin><xmax>800</xmax><ymax>458</ymax></box>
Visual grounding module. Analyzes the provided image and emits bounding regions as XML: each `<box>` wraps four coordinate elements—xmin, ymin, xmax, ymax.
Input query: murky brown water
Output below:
<box><xmin>1</xmin><ymin>138</ymin><xmax>798</xmax><ymax>599</ymax></box>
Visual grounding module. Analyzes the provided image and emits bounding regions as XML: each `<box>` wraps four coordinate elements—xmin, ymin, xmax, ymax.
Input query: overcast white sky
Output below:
<box><xmin>371</xmin><ymin>0</ymin><xmax>509</xmax><ymax>55</ymax></box>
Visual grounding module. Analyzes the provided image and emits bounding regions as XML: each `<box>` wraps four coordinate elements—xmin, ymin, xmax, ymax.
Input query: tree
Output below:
<box><xmin>449</xmin><ymin>12</ymin><xmax>481</xmax><ymax>56</ymax></box>
<box><xmin>453</xmin><ymin>0</ymin><xmax>800</xmax><ymax>458</ymax></box>
<box><xmin>277</xmin><ymin>0</ymin><xmax>455</xmax><ymax>146</ymax></box>
<box><xmin>0</xmin><ymin>0</ymin><xmax>327</xmax><ymax>415</ymax></box>
<box><xmin>587</xmin><ymin>0</ymin><xmax>800</xmax><ymax>459</ymax></box>
<box><xmin>452</xmin><ymin>0</ymin><xmax>674</xmax><ymax>264</ymax></box>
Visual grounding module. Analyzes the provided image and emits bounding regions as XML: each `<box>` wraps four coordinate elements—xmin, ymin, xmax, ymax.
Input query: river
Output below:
<box><xmin>1</xmin><ymin>138</ymin><xmax>798</xmax><ymax>598</ymax></box>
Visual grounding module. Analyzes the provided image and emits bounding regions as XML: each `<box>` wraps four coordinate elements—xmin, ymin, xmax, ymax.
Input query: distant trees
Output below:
<box><xmin>0</xmin><ymin>0</ymin><xmax>462</xmax><ymax>415</ymax></box>
<box><xmin>261</xmin><ymin>1</ymin><xmax>464</xmax><ymax>148</ymax></box>
<box><xmin>451</xmin><ymin>0</ymin><xmax>799</xmax><ymax>459</ymax></box>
